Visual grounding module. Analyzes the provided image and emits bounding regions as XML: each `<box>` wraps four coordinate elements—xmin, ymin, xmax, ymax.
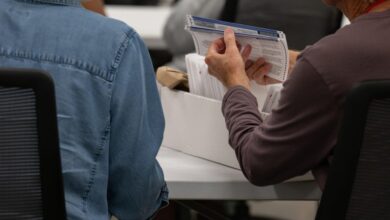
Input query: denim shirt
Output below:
<box><xmin>0</xmin><ymin>0</ymin><xmax>168</xmax><ymax>219</ymax></box>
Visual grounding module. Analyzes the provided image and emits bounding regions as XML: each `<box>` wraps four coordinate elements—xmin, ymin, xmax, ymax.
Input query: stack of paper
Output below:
<box><xmin>185</xmin><ymin>15</ymin><xmax>289</xmax><ymax>82</ymax></box>
<box><xmin>186</xmin><ymin>53</ymin><xmax>227</xmax><ymax>100</ymax></box>
<box><xmin>185</xmin><ymin>53</ymin><xmax>282</xmax><ymax>119</ymax></box>
<box><xmin>185</xmin><ymin>15</ymin><xmax>289</xmax><ymax>119</ymax></box>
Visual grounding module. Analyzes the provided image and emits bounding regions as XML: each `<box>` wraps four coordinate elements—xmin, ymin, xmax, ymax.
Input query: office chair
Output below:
<box><xmin>220</xmin><ymin>0</ymin><xmax>239</xmax><ymax>22</ymax></box>
<box><xmin>0</xmin><ymin>69</ymin><xmax>66</xmax><ymax>220</ymax></box>
<box><xmin>316</xmin><ymin>80</ymin><xmax>390</xmax><ymax>220</ymax></box>
<box><xmin>234</xmin><ymin>0</ymin><xmax>342</xmax><ymax>50</ymax></box>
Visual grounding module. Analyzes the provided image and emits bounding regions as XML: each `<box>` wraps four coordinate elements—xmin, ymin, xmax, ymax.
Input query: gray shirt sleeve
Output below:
<box><xmin>222</xmin><ymin>58</ymin><xmax>341</xmax><ymax>187</ymax></box>
<box><xmin>163</xmin><ymin>0</ymin><xmax>226</xmax><ymax>55</ymax></box>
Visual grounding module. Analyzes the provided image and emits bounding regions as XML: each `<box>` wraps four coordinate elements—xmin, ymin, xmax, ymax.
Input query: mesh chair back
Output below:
<box><xmin>0</xmin><ymin>69</ymin><xmax>66</xmax><ymax>220</ymax></box>
<box><xmin>0</xmin><ymin>87</ymin><xmax>43</xmax><ymax>219</ymax></box>
<box><xmin>346</xmin><ymin>99</ymin><xmax>390</xmax><ymax>219</ymax></box>
<box><xmin>316</xmin><ymin>80</ymin><xmax>390</xmax><ymax>220</ymax></box>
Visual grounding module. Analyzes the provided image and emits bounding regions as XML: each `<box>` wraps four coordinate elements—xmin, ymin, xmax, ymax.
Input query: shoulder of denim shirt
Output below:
<box><xmin>40</xmin><ymin>5</ymin><xmax>140</xmax><ymax>82</ymax></box>
<box><xmin>82</xmin><ymin>11</ymin><xmax>141</xmax><ymax>81</ymax></box>
<box><xmin>71</xmin><ymin>8</ymin><xmax>140</xmax><ymax>82</ymax></box>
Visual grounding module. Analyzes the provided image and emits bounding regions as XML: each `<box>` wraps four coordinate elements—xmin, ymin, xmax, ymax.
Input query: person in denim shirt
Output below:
<box><xmin>0</xmin><ymin>0</ymin><xmax>168</xmax><ymax>219</ymax></box>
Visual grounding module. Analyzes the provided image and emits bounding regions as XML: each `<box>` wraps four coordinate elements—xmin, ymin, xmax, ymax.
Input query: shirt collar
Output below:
<box><xmin>18</xmin><ymin>0</ymin><xmax>81</xmax><ymax>6</ymax></box>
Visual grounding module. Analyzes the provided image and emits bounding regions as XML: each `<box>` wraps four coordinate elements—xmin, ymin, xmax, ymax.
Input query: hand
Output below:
<box><xmin>205</xmin><ymin>28</ymin><xmax>251</xmax><ymax>90</ymax></box>
<box><xmin>246</xmin><ymin>50</ymin><xmax>300</xmax><ymax>85</ymax></box>
<box><xmin>245</xmin><ymin>58</ymin><xmax>279</xmax><ymax>85</ymax></box>
<box><xmin>288</xmin><ymin>50</ymin><xmax>300</xmax><ymax>74</ymax></box>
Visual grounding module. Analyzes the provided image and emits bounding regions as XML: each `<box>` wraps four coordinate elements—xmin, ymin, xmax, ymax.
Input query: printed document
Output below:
<box><xmin>186</xmin><ymin>15</ymin><xmax>289</xmax><ymax>82</ymax></box>
<box><xmin>186</xmin><ymin>53</ymin><xmax>282</xmax><ymax>119</ymax></box>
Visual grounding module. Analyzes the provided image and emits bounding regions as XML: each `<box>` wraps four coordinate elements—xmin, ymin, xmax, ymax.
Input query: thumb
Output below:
<box><xmin>224</xmin><ymin>28</ymin><xmax>239</xmax><ymax>53</ymax></box>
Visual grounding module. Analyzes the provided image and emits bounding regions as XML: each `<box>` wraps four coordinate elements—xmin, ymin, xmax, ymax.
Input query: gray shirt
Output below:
<box><xmin>222</xmin><ymin>10</ymin><xmax>390</xmax><ymax>190</ymax></box>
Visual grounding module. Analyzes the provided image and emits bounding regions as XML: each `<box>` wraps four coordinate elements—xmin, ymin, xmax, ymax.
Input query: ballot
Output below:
<box><xmin>185</xmin><ymin>53</ymin><xmax>282</xmax><ymax>119</ymax></box>
<box><xmin>186</xmin><ymin>15</ymin><xmax>289</xmax><ymax>82</ymax></box>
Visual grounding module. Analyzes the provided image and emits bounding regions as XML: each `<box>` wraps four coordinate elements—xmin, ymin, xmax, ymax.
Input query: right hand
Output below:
<box><xmin>205</xmin><ymin>28</ymin><xmax>251</xmax><ymax>90</ymax></box>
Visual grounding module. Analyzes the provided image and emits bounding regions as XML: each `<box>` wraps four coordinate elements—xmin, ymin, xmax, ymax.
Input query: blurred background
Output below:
<box><xmin>105</xmin><ymin>0</ymin><xmax>176</xmax><ymax>5</ymax></box>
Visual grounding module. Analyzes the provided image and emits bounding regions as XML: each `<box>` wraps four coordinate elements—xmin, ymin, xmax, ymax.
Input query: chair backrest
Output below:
<box><xmin>219</xmin><ymin>0</ymin><xmax>239</xmax><ymax>22</ymax></box>
<box><xmin>316</xmin><ymin>80</ymin><xmax>390</xmax><ymax>220</ymax></box>
<box><xmin>0</xmin><ymin>69</ymin><xmax>66</xmax><ymax>220</ymax></box>
<box><xmin>234</xmin><ymin>0</ymin><xmax>342</xmax><ymax>50</ymax></box>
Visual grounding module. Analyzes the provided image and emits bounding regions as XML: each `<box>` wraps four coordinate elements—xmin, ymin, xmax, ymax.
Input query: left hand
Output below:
<box><xmin>205</xmin><ymin>28</ymin><xmax>251</xmax><ymax>90</ymax></box>
<box><xmin>245</xmin><ymin>58</ymin><xmax>279</xmax><ymax>85</ymax></box>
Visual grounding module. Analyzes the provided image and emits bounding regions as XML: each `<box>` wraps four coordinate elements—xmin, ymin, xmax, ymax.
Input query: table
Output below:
<box><xmin>106</xmin><ymin>6</ymin><xmax>172</xmax><ymax>49</ymax></box>
<box><xmin>157</xmin><ymin>147</ymin><xmax>322</xmax><ymax>200</ymax></box>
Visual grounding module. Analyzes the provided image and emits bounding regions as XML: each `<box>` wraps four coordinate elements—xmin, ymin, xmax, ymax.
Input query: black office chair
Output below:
<box><xmin>219</xmin><ymin>0</ymin><xmax>239</xmax><ymax>22</ymax></box>
<box><xmin>234</xmin><ymin>0</ymin><xmax>342</xmax><ymax>50</ymax></box>
<box><xmin>316</xmin><ymin>80</ymin><xmax>390</xmax><ymax>220</ymax></box>
<box><xmin>0</xmin><ymin>69</ymin><xmax>66</xmax><ymax>220</ymax></box>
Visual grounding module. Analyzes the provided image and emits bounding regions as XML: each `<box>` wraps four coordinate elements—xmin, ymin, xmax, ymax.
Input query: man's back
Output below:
<box><xmin>0</xmin><ymin>1</ymin><xmax>168</xmax><ymax>219</ymax></box>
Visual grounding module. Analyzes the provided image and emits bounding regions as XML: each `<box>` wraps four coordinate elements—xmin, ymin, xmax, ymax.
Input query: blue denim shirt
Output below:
<box><xmin>0</xmin><ymin>0</ymin><xmax>168</xmax><ymax>219</ymax></box>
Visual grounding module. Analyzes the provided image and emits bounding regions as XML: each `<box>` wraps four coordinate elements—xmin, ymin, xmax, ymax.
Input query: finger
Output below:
<box><xmin>246</xmin><ymin>58</ymin><xmax>266</xmax><ymax>76</ymax></box>
<box><xmin>224</xmin><ymin>28</ymin><xmax>240</xmax><ymax>53</ymax></box>
<box><xmin>237</xmin><ymin>41</ymin><xmax>242</xmax><ymax>52</ymax></box>
<box><xmin>215</xmin><ymin>38</ymin><xmax>226</xmax><ymax>53</ymax></box>
<box><xmin>241</xmin><ymin>45</ymin><xmax>252</xmax><ymax>62</ymax></box>
<box><xmin>208</xmin><ymin>38</ymin><xmax>225</xmax><ymax>55</ymax></box>
<box><xmin>245</xmin><ymin>60</ymin><xmax>256</xmax><ymax>79</ymax></box>
<box><xmin>206</xmin><ymin>40</ymin><xmax>225</xmax><ymax>66</ymax></box>
<box><xmin>264</xmin><ymin>76</ymin><xmax>281</xmax><ymax>85</ymax></box>
<box><xmin>245</xmin><ymin>60</ymin><xmax>254</xmax><ymax>69</ymax></box>
<box><xmin>253</xmin><ymin>63</ymin><xmax>272</xmax><ymax>85</ymax></box>
<box><xmin>207</xmin><ymin>66</ymin><xmax>216</xmax><ymax>77</ymax></box>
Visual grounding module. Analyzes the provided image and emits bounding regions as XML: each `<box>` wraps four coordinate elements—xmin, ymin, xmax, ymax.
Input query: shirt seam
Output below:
<box><xmin>0</xmin><ymin>47</ymin><xmax>114</xmax><ymax>82</ymax></box>
<box><xmin>299</xmin><ymin>57</ymin><xmax>341</xmax><ymax>108</ymax></box>
<box><xmin>353</xmin><ymin>9</ymin><xmax>390</xmax><ymax>22</ymax></box>
<box><xmin>108</xmin><ymin>30</ymin><xmax>136</xmax><ymax>77</ymax></box>
<box><xmin>79</xmin><ymin>29</ymin><xmax>135</xmax><ymax>213</ymax></box>
<box><xmin>81</xmin><ymin>121</ymin><xmax>111</xmax><ymax>213</ymax></box>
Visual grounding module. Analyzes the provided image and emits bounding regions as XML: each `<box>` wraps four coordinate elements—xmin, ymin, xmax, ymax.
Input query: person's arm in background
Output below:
<box><xmin>82</xmin><ymin>0</ymin><xmax>105</xmax><ymax>15</ymax></box>
<box><xmin>289</xmin><ymin>50</ymin><xmax>300</xmax><ymax>73</ymax></box>
<box><xmin>163</xmin><ymin>0</ymin><xmax>226</xmax><ymax>56</ymax></box>
<box><xmin>107</xmin><ymin>31</ymin><xmax>168</xmax><ymax>219</ymax></box>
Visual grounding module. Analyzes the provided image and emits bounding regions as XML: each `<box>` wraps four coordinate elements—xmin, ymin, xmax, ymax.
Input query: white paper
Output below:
<box><xmin>185</xmin><ymin>53</ymin><xmax>283</xmax><ymax>118</ymax></box>
<box><xmin>186</xmin><ymin>15</ymin><xmax>289</xmax><ymax>82</ymax></box>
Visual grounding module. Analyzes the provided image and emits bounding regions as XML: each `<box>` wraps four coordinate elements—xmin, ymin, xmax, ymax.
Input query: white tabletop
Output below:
<box><xmin>106</xmin><ymin>6</ymin><xmax>172</xmax><ymax>49</ymax></box>
<box><xmin>157</xmin><ymin>147</ymin><xmax>322</xmax><ymax>200</ymax></box>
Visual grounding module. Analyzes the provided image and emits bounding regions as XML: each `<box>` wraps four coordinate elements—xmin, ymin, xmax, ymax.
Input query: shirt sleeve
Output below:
<box><xmin>222</xmin><ymin>58</ymin><xmax>340</xmax><ymax>186</ymax></box>
<box><xmin>107</xmin><ymin>31</ymin><xmax>168</xmax><ymax>219</ymax></box>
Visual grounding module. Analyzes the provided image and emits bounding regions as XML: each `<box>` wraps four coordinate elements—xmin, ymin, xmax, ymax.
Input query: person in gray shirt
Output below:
<box><xmin>205</xmin><ymin>0</ymin><xmax>390</xmax><ymax>190</ymax></box>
